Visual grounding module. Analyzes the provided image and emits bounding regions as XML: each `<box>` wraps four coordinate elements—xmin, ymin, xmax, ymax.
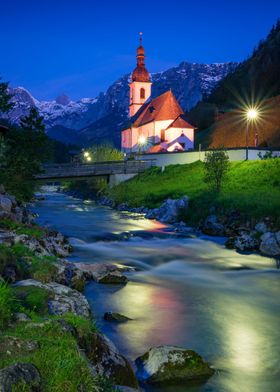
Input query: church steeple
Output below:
<box><xmin>129</xmin><ymin>33</ymin><xmax>152</xmax><ymax>117</ymax></box>
<box><xmin>132</xmin><ymin>32</ymin><xmax>150</xmax><ymax>82</ymax></box>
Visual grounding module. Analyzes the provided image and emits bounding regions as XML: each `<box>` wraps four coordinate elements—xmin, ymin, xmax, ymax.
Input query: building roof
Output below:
<box><xmin>167</xmin><ymin>114</ymin><xmax>194</xmax><ymax>129</ymax></box>
<box><xmin>131</xmin><ymin>90</ymin><xmax>185</xmax><ymax>127</ymax></box>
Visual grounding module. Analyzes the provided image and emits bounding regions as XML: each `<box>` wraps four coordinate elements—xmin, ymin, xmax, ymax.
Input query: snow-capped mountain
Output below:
<box><xmin>2</xmin><ymin>61</ymin><xmax>238</xmax><ymax>145</ymax></box>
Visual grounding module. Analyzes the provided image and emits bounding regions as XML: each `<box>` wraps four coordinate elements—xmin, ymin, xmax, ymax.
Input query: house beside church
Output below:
<box><xmin>121</xmin><ymin>34</ymin><xmax>195</xmax><ymax>153</ymax></box>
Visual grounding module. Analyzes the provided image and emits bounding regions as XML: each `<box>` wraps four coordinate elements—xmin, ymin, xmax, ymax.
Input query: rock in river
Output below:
<box><xmin>104</xmin><ymin>312</ymin><xmax>132</xmax><ymax>322</ymax></box>
<box><xmin>86</xmin><ymin>333</ymin><xmax>138</xmax><ymax>388</ymax></box>
<box><xmin>135</xmin><ymin>345</ymin><xmax>214</xmax><ymax>385</ymax></box>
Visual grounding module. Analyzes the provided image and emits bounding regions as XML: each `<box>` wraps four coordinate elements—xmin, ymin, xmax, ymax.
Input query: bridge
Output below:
<box><xmin>35</xmin><ymin>160</ymin><xmax>154</xmax><ymax>186</ymax></box>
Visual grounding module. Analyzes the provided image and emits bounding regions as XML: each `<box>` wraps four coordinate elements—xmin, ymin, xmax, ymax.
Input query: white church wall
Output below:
<box><xmin>129</xmin><ymin>81</ymin><xmax>152</xmax><ymax>117</ymax></box>
<box><xmin>165</xmin><ymin>127</ymin><xmax>194</xmax><ymax>150</ymax></box>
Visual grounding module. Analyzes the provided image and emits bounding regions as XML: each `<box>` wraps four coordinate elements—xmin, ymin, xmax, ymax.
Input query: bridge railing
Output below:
<box><xmin>36</xmin><ymin>160</ymin><xmax>155</xmax><ymax>179</ymax></box>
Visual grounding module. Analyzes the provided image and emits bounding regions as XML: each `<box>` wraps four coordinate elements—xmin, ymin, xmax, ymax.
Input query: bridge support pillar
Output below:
<box><xmin>108</xmin><ymin>173</ymin><xmax>138</xmax><ymax>187</ymax></box>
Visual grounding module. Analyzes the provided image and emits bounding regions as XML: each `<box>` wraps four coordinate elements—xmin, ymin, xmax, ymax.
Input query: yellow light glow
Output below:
<box><xmin>83</xmin><ymin>151</ymin><xmax>90</xmax><ymax>158</ymax></box>
<box><xmin>138</xmin><ymin>136</ymin><xmax>147</xmax><ymax>145</ymax></box>
<box><xmin>86</xmin><ymin>156</ymin><xmax>92</xmax><ymax>162</ymax></box>
<box><xmin>246</xmin><ymin>108</ymin><xmax>258</xmax><ymax>120</ymax></box>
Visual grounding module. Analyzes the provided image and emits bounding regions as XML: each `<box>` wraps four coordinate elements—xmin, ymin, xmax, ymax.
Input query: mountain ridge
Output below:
<box><xmin>2</xmin><ymin>61</ymin><xmax>238</xmax><ymax>146</ymax></box>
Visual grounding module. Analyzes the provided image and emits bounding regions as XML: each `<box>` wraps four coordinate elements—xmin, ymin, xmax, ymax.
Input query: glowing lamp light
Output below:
<box><xmin>138</xmin><ymin>136</ymin><xmax>147</xmax><ymax>145</ymax></box>
<box><xmin>86</xmin><ymin>156</ymin><xmax>92</xmax><ymax>162</ymax></box>
<box><xmin>246</xmin><ymin>108</ymin><xmax>258</xmax><ymax>121</ymax></box>
<box><xmin>83</xmin><ymin>151</ymin><xmax>90</xmax><ymax>158</ymax></box>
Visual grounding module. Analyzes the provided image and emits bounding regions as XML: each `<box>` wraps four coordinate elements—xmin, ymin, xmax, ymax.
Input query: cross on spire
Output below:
<box><xmin>139</xmin><ymin>31</ymin><xmax>143</xmax><ymax>46</ymax></box>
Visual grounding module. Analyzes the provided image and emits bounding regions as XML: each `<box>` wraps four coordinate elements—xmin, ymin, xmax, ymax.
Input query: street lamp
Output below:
<box><xmin>83</xmin><ymin>151</ymin><xmax>90</xmax><ymax>158</ymax></box>
<box><xmin>138</xmin><ymin>136</ymin><xmax>147</xmax><ymax>154</ymax></box>
<box><xmin>86</xmin><ymin>156</ymin><xmax>92</xmax><ymax>162</ymax></box>
<box><xmin>245</xmin><ymin>107</ymin><xmax>259</xmax><ymax>160</ymax></box>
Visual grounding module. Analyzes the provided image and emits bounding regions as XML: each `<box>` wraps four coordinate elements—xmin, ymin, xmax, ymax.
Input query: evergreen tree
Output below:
<box><xmin>20</xmin><ymin>107</ymin><xmax>45</xmax><ymax>132</ymax></box>
<box><xmin>0</xmin><ymin>78</ymin><xmax>13</xmax><ymax>113</ymax></box>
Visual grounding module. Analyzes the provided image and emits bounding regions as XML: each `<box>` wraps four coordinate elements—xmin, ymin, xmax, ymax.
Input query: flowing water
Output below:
<box><xmin>32</xmin><ymin>189</ymin><xmax>280</xmax><ymax>392</ymax></box>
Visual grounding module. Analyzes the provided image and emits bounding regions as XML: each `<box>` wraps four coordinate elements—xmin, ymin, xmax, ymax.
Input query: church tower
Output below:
<box><xmin>129</xmin><ymin>33</ymin><xmax>152</xmax><ymax>117</ymax></box>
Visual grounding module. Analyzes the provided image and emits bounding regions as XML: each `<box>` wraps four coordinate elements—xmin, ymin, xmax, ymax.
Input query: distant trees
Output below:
<box><xmin>204</xmin><ymin>149</ymin><xmax>230</xmax><ymax>192</ymax></box>
<box><xmin>0</xmin><ymin>77</ymin><xmax>13</xmax><ymax>113</ymax></box>
<box><xmin>83</xmin><ymin>144</ymin><xmax>124</xmax><ymax>163</ymax></box>
<box><xmin>0</xmin><ymin>106</ymin><xmax>52</xmax><ymax>201</ymax></box>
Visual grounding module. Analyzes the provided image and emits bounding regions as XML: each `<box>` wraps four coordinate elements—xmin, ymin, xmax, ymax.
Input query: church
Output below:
<box><xmin>121</xmin><ymin>35</ymin><xmax>195</xmax><ymax>154</ymax></box>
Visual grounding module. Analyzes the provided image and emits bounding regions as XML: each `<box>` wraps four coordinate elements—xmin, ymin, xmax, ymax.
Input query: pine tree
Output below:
<box><xmin>20</xmin><ymin>107</ymin><xmax>45</xmax><ymax>132</ymax></box>
<box><xmin>0</xmin><ymin>78</ymin><xmax>13</xmax><ymax>113</ymax></box>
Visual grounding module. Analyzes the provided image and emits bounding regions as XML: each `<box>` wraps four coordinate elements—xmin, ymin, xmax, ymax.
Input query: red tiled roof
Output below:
<box><xmin>131</xmin><ymin>90</ymin><xmax>184</xmax><ymax>127</ymax></box>
<box><xmin>167</xmin><ymin>114</ymin><xmax>194</xmax><ymax>129</ymax></box>
<box><xmin>147</xmin><ymin>144</ymin><xmax>165</xmax><ymax>153</ymax></box>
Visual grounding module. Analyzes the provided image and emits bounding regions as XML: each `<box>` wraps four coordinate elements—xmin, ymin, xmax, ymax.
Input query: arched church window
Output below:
<box><xmin>140</xmin><ymin>88</ymin><xmax>145</xmax><ymax>99</ymax></box>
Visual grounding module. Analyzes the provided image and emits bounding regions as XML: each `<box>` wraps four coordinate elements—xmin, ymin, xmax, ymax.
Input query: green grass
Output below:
<box><xmin>0</xmin><ymin>243</ymin><xmax>58</xmax><ymax>283</ymax></box>
<box><xmin>0</xmin><ymin>282</ymin><xmax>17</xmax><ymax>329</ymax></box>
<box><xmin>108</xmin><ymin>159</ymin><xmax>280</xmax><ymax>226</ymax></box>
<box><xmin>0</xmin><ymin>317</ymin><xmax>114</xmax><ymax>392</ymax></box>
<box><xmin>0</xmin><ymin>219</ymin><xmax>46</xmax><ymax>239</ymax></box>
<box><xmin>13</xmin><ymin>285</ymin><xmax>52</xmax><ymax>315</ymax></box>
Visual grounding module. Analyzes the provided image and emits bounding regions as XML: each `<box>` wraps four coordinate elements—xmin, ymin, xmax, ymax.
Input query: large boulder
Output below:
<box><xmin>135</xmin><ymin>346</ymin><xmax>214</xmax><ymax>385</ymax></box>
<box><xmin>14</xmin><ymin>279</ymin><xmax>91</xmax><ymax>319</ymax></box>
<box><xmin>73</xmin><ymin>263</ymin><xmax>129</xmax><ymax>284</ymax></box>
<box><xmin>86</xmin><ymin>333</ymin><xmax>138</xmax><ymax>388</ymax></box>
<box><xmin>0</xmin><ymin>196</ymin><xmax>13</xmax><ymax>213</ymax></box>
<box><xmin>202</xmin><ymin>215</ymin><xmax>225</xmax><ymax>236</ymax></box>
<box><xmin>0</xmin><ymin>363</ymin><xmax>41</xmax><ymax>392</ymax></box>
<box><xmin>13</xmin><ymin>231</ymin><xmax>71</xmax><ymax>258</ymax></box>
<box><xmin>145</xmin><ymin>196</ymin><xmax>189</xmax><ymax>223</ymax></box>
<box><xmin>260</xmin><ymin>231</ymin><xmax>280</xmax><ymax>257</ymax></box>
<box><xmin>232</xmin><ymin>231</ymin><xmax>259</xmax><ymax>251</ymax></box>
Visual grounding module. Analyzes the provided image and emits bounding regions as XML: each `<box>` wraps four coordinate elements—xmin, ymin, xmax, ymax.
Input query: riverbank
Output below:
<box><xmin>0</xmin><ymin>186</ymin><xmax>217</xmax><ymax>391</ymax></box>
<box><xmin>103</xmin><ymin>160</ymin><xmax>280</xmax><ymax>258</ymax></box>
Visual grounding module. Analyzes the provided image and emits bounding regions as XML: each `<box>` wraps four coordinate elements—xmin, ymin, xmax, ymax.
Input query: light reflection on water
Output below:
<box><xmin>33</xmin><ymin>190</ymin><xmax>280</xmax><ymax>392</ymax></box>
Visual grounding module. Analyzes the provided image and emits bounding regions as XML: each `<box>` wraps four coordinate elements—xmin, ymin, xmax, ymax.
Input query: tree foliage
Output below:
<box><xmin>0</xmin><ymin>108</ymin><xmax>52</xmax><ymax>200</ymax></box>
<box><xmin>204</xmin><ymin>149</ymin><xmax>230</xmax><ymax>192</ymax></box>
<box><xmin>0</xmin><ymin>77</ymin><xmax>14</xmax><ymax>113</ymax></box>
<box><xmin>208</xmin><ymin>19</ymin><xmax>280</xmax><ymax>109</ymax></box>
<box><xmin>84</xmin><ymin>144</ymin><xmax>123</xmax><ymax>163</ymax></box>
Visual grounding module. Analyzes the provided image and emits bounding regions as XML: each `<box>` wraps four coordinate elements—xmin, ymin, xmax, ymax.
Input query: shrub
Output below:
<box><xmin>204</xmin><ymin>149</ymin><xmax>230</xmax><ymax>192</ymax></box>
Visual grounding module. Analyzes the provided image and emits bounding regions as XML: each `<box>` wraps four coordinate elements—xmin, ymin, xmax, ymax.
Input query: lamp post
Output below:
<box><xmin>245</xmin><ymin>108</ymin><xmax>258</xmax><ymax>160</ymax></box>
<box><xmin>138</xmin><ymin>136</ymin><xmax>147</xmax><ymax>155</ymax></box>
<box><xmin>83</xmin><ymin>151</ymin><xmax>92</xmax><ymax>163</ymax></box>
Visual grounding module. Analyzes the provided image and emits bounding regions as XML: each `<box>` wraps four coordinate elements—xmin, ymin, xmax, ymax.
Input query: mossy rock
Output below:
<box><xmin>0</xmin><ymin>336</ymin><xmax>39</xmax><ymax>360</ymax></box>
<box><xmin>135</xmin><ymin>345</ymin><xmax>214</xmax><ymax>385</ymax></box>
<box><xmin>13</xmin><ymin>285</ymin><xmax>53</xmax><ymax>315</ymax></box>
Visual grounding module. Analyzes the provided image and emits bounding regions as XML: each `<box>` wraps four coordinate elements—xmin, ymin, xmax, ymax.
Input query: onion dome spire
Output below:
<box><xmin>132</xmin><ymin>32</ymin><xmax>150</xmax><ymax>82</ymax></box>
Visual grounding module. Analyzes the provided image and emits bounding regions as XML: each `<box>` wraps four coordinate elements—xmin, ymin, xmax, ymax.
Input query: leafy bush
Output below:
<box><xmin>204</xmin><ymin>149</ymin><xmax>230</xmax><ymax>192</ymax></box>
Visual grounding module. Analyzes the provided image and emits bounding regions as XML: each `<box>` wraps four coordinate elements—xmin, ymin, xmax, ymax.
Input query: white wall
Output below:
<box><xmin>136</xmin><ymin>149</ymin><xmax>280</xmax><ymax>167</ymax></box>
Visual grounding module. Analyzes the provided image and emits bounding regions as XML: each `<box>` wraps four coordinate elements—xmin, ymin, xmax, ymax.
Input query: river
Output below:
<box><xmin>32</xmin><ymin>188</ymin><xmax>280</xmax><ymax>392</ymax></box>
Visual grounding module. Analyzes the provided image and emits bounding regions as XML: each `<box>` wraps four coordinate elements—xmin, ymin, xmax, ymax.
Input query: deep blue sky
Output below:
<box><xmin>1</xmin><ymin>0</ymin><xmax>279</xmax><ymax>101</ymax></box>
